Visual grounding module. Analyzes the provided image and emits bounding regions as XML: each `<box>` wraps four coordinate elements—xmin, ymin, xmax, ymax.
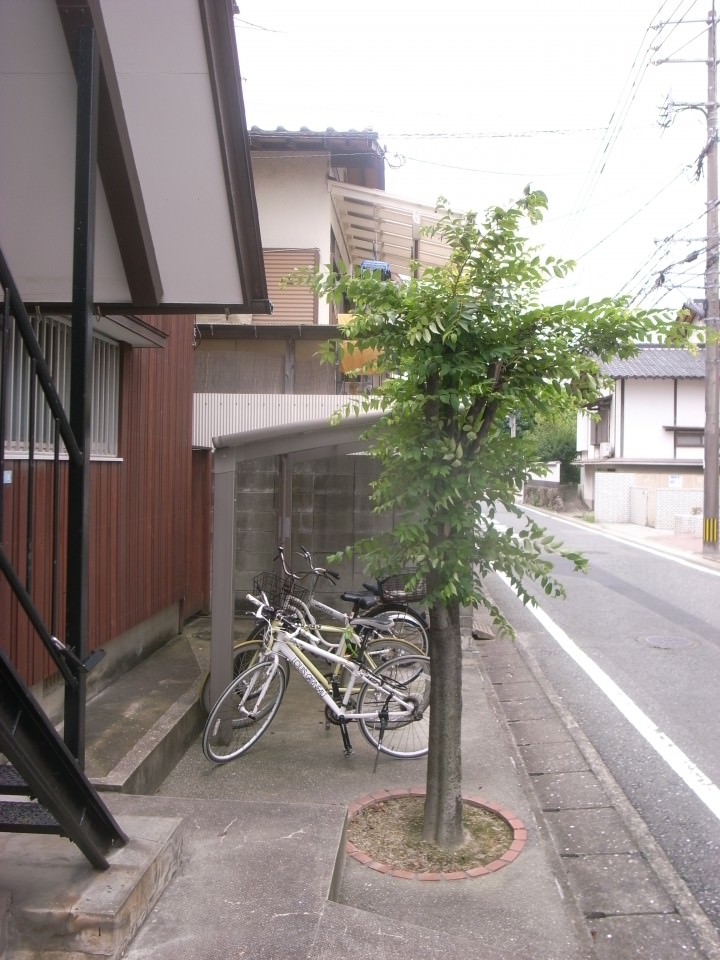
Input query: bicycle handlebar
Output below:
<box><xmin>273</xmin><ymin>544</ymin><xmax>340</xmax><ymax>584</ymax></box>
<box><xmin>298</xmin><ymin>544</ymin><xmax>340</xmax><ymax>582</ymax></box>
<box><xmin>246</xmin><ymin>592</ymin><xmax>303</xmax><ymax>638</ymax></box>
<box><xmin>272</xmin><ymin>546</ymin><xmax>302</xmax><ymax>580</ymax></box>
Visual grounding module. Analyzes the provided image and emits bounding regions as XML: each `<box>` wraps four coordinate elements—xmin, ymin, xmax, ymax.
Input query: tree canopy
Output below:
<box><xmin>311</xmin><ymin>188</ymin><xmax>673</xmax><ymax>623</ymax></box>
<box><xmin>300</xmin><ymin>187</ymin><xmax>677</xmax><ymax>847</ymax></box>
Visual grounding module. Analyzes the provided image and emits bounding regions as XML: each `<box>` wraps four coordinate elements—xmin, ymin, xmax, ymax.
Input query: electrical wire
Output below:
<box><xmin>577</xmin><ymin>165</ymin><xmax>692</xmax><ymax>262</ymax></box>
<box><xmin>565</xmin><ymin>20</ymin><xmax>658</xmax><ymax>246</ymax></box>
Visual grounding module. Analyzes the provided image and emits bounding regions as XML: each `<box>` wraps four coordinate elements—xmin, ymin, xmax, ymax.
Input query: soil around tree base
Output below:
<box><xmin>346</xmin><ymin>788</ymin><xmax>527</xmax><ymax>880</ymax></box>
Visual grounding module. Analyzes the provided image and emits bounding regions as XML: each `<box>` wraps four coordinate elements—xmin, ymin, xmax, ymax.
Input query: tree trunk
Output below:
<box><xmin>422</xmin><ymin>595</ymin><xmax>465</xmax><ymax>847</ymax></box>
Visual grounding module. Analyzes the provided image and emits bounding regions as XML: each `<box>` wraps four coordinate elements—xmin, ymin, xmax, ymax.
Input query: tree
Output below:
<box><xmin>304</xmin><ymin>189</ymin><xmax>674</xmax><ymax>848</ymax></box>
<box><xmin>524</xmin><ymin>410</ymin><xmax>581</xmax><ymax>483</ymax></box>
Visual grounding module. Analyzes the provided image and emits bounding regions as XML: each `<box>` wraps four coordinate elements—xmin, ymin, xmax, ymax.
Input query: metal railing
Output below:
<box><xmin>0</xmin><ymin>245</ymin><xmax>92</xmax><ymax>719</ymax></box>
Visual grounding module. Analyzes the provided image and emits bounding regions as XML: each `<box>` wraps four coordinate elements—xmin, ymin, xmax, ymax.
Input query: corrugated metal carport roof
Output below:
<box><xmin>213</xmin><ymin>409</ymin><xmax>382</xmax><ymax>461</ymax></box>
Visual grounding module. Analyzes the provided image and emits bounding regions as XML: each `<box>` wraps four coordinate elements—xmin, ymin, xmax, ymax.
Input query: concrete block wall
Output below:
<box><xmin>594</xmin><ymin>470</ymin><xmax>704</xmax><ymax>529</ymax></box>
<box><xmin>234</xmin><ymin>458</ymin><xmax>280</xmax><ymax>599</ymax></box>
<box><xmin>594</xmin><ymin>472</ymin><xmax>635</xmax><ymax>522</ymax></box>
<box><xmin>655</xmin><ymin>488</ymin><xmax>704</xmax><ymax>531</ymax></box>
<box><xmin>232</xmin><ymin>455</ymin><xmax>391</xmax><ymax>608</ymax></box>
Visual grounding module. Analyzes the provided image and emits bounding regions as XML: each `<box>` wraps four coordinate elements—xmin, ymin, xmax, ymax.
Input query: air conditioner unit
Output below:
<box><xmin>599</xmin><ymin>442</ymin><xmax>614</xmax><ymax>458</ymax></box>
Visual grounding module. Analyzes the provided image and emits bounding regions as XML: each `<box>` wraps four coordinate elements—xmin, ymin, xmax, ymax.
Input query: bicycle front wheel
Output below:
<box><xmin>200</xmin><ymin>627</ymin><xmax>290</xmax><ymax>713</ymax></box>
<box><xmin>357</xmin><ymin>654</ymin><xmax>430</xmax><ymax>759</ymax></box>
<box><xmin>202</xmin><ymin>659</ymin><xmax>286</xmax><ymax>763</ymax></box>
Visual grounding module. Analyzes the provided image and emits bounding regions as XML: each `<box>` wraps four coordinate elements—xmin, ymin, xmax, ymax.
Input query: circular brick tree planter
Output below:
<box><xmin>346</xmin><ymin>787</ymin><xmax>526</xmax><ymax>881</ymax></box>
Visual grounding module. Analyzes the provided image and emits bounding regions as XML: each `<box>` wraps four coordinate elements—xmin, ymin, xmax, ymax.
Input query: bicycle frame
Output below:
<box><xmin>265</xmin><ymin>621</ymin><xmax>418</xmax><ymax>723</ymax></box>
<box><xmin>202</xmin><ymin>595</ymin><xmax>431</xmax><ymax>763</ymax></box>
<box><xmin>277</xmin><ymin>545</ymin><xmax>426</xmax><ymax>632</ymax></box>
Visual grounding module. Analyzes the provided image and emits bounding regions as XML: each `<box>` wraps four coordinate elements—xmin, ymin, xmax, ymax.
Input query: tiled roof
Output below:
<box><xmin>248</xmin><ymin>127</ymin><xmax>385</xmax><ymax>190</ymax></box>
<box><xmin>601</xmin><ymin>345</ymin><xmax>705</xmax><ymax>379</ymax></box>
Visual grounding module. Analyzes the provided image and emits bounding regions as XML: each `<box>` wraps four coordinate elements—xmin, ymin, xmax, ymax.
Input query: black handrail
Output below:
<box><xmin>0</xmin><ymin>250</ymin><xmax>88</xmax><ymax>691</ymax></box>
<box><xmin>0</xmin><ymin>245</ymin><xmax>82</xmax><ymax>464</ymax></box>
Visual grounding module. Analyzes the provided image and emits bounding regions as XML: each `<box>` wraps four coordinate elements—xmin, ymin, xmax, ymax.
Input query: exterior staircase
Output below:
<box><xmin>1</xmin><ymin>244</ymin><xmax>127</xmax><ymax>870</ymax></box>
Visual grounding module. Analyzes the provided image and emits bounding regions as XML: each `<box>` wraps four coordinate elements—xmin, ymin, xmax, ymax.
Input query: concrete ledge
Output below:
<box><xmin>1</xmin><ymin>813</ymin><xmax>182</xmax><ymax>960</ymax></box>
<box><xmin>91</xmin><ymin>686</ymin><xmax>204</xmax><ymax>795</ymax></box>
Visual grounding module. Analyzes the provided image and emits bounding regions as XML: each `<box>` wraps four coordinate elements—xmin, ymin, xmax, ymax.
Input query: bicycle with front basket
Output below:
<box><xmin>201</xmin><ymin>592</ymin><xmax>431</xmax><ymax>764</ymax></box>
<box><xmin>199</xmin><ymin>546</ymin><xmax>428</xmax><ymax>712</ymax></box>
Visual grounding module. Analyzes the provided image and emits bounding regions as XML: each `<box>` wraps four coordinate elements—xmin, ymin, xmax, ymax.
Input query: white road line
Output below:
<box><xmin>497</xmin><ymin>572</ymin><xmax>720</xmax><ymax>822</ymax></box>
<box><xmin>521</xmin><ymin>506</ymin><xmax>720</xmax><ymax>577</ymax></box>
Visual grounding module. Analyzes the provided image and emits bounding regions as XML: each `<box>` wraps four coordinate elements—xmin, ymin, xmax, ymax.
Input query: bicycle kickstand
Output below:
<box><xmin>372</xmin><ymin>705</ymin><xmax>389</xmax><ymax>774</ymax></box>
<box><xmin>338</xmin><ymin>718</ymin><xmax>353</xmax><ymax>757</ymax></box>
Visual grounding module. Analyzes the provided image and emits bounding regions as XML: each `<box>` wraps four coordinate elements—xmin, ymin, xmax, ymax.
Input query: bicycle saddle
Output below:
<box><xmin>340</xmin><ymin>591</ymin><xmax>378</xmax><ymax>609</ymax></box>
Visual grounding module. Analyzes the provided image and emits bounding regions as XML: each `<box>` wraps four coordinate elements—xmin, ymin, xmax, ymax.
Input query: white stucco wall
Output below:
<box><xmin>676</xmin><ymin>378</ymin><xmax>705</xmax><ymax>423</ymax></box>
<box><xmin>576</xmin><ymin>411</ymin><xmax>589</xmax><ymax>453</ymax></box>
<box><xmin>621</xmin><ymin>380</ymin><xmax>675</xmax><ymax>457</ymax></box>
<box><xmin>251</xmin><ymin>153</ymin><xmax>334</xmax><ymax>323</ymax></box>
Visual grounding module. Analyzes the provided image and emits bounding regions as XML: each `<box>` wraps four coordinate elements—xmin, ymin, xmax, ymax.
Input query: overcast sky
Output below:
<box><xmin>235</xmin><ymin>1</ymin><xmax>716</xmax><ymax>310</ymax></box>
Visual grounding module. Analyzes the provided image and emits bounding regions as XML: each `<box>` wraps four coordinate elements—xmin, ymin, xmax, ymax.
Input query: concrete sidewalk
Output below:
<box><xmin>117</xmin><ymin>633</ymin><xmax>590</xmax><ymax>960</ymax></box>
<box><xmin>1</xmin><ymin>520</ymin><xmax>720</xmax><ymax>959</ymax></box>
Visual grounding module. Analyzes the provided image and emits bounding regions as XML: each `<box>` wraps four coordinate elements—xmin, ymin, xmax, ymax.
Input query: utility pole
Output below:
<box><xmin>704</xmin><ymin>4</ymin><xmax>719</xmax><ymax>554</ymax></box>
<box><xmin>657</xmin><ymin>7</ymin><xmax>720</xmax><ymax>553</ymax></box>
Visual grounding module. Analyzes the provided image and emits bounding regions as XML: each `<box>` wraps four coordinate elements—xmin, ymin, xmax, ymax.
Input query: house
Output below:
<box><xmin>0</xmin><ymin>0</ymin><xmax>267</xmax><ymax>764</ymax></box>
<box><xmin>576</xmin><ymin>345</ymin><xmax>706</xmax><ymax>530</ymax></box>
<box><xmin>193</xmin><ymin>126</ymin><xmax>452</xmax><ymax>400</ymax></box>
<box><xmin>191</xmin><ymin>128</ymin><xmax>454</xmax><ymax>612</ymax></box>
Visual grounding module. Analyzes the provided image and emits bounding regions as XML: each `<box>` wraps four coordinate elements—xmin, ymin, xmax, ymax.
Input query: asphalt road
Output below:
<box><xmin>488</xmin><ymin>505</ymin><xmax>720</xmax><ymax>932</ymax></box>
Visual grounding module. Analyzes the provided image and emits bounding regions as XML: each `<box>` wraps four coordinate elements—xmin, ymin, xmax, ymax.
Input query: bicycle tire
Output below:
<box><xmin>199</xmin><ymin>625</ymin><xmax>290</xmax><ymax>713</ymax></box>
<box><xmin>202</xmin><ymin>659</ymin><xmax>286</xmax><ymax>763</ymax></box>
<box><xmin>332</xmin><ymin>635</ymin><xmax>426</xmax><ymax>699</ymax></box>
<box><xmin>362</xmin><ymin>635</ymin><xmax>426</xmax><ymax>668</ymax></box>
<box><xmin>361</xmin><ymin>608</ymin><xmax>429</xmax><ymax>655</ymax></box>
<box><xmin>362</xmin><ymin>600</ymin><xmax>427</xmax><ymax>623</ymax></box>
<box><xmin>357</xmin><ymin>654</ymin><xmax>430</xmax><ymax>758</ymax></box>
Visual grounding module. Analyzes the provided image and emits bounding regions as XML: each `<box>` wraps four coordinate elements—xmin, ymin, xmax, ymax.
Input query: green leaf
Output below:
<box><xmin>291</xmin><ymin>188</ymin><xmax>660</xmax><ymax>615</ymax></box>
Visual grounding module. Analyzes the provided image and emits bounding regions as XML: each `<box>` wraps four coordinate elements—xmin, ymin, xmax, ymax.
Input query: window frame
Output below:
<box><xmin>3</xmin><ymin>312</ymin><xmax>120</xmax><ymax>460</ymax></box>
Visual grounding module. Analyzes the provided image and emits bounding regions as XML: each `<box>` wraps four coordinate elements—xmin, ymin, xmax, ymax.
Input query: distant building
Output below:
<box><xmin>577</xmin><ymin>345</ymin><xmax>705</xmax><ymax>530</ymax></box>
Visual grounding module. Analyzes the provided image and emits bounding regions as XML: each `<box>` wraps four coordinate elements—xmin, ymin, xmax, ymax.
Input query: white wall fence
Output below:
<box><xmin>193</xmin><ymin>394</ymin><xmax>361</xmax><ymax>448</ymax></box>
<box><xmin>595</xmin><ymin>471</ymin><xmax>703</xmax><ymax>530</ymax></box>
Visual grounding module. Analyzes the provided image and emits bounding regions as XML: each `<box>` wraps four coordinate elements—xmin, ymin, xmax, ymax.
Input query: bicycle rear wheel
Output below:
<box><xmin>363</xmin><ymin>609</ymin><xmax>429</xmax><ymax>655</ymax></box>
<box><xmin>202</xmin><ymin>659</ymin><xmax>286</xmax><ymax>763</ymax></box>
<box><xmin>362</xmin><ymin>636</ymin><xmax>425</xmax><ymax>669</ymax></box>
<box><xmin>357</xmin><ymin>654</ymin><xmax>430</xmax><ymax>758</ymax></box>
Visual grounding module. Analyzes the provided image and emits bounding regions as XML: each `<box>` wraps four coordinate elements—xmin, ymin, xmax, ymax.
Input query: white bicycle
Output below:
<box><xmin>202</xmin><ymin>593</ymin><xmax>431</xmax><ymax>764</ymax></box>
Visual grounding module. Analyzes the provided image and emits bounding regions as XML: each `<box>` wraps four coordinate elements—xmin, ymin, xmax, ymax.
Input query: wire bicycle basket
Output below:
<box><xmin>252</xmin><ymin>572</ymin><xmax>310</xmax><ymax>610</ymax></box>
<box><xmin>377</xmin><ymin>571</ymin><xmax>427</xmax><ymax>603</ymax></box>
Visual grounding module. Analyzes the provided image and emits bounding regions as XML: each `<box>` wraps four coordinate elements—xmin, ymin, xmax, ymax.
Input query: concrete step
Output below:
<box><xmin>0</xmin><ymin>627</ymin><xmax>207</xmax><ymax>959</ymax></box>
<box><xmin>85</xmin><ymin>630</ymin><xmax>206</xmax><ymax>795</ymax></box>
<box><xmin>0</xmin><ymin>813</ymin><xmax>182</xmax><ymax>960</ymax></box>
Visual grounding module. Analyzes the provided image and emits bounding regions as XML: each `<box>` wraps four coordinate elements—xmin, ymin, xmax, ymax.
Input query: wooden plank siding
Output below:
<box><xmin>1</xmin><ymin>314</ymin><xmax>203</xmax><ymax>686</ymax></box>
<box><xmin>251</xmin><ymin>248</ymin><xmax>319</xmax><ymax>324</ymax></box>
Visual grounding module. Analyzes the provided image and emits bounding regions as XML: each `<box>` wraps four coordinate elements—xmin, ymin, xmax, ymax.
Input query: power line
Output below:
<box><xmin>577</xmin><ymin>165</ymin><xmax>692</xmax><ymax>261</ymax></box>
<box><xmin>564</xmin><ymin>15</ymin><xmax>660</xmax><ymax>247</ymax></box>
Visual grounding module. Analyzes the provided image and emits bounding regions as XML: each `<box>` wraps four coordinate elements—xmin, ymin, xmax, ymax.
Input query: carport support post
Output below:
<box><xmin>209</xmin><ymin>448</ymin><xmax>236</xmax><ymax>708</ymax></box>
